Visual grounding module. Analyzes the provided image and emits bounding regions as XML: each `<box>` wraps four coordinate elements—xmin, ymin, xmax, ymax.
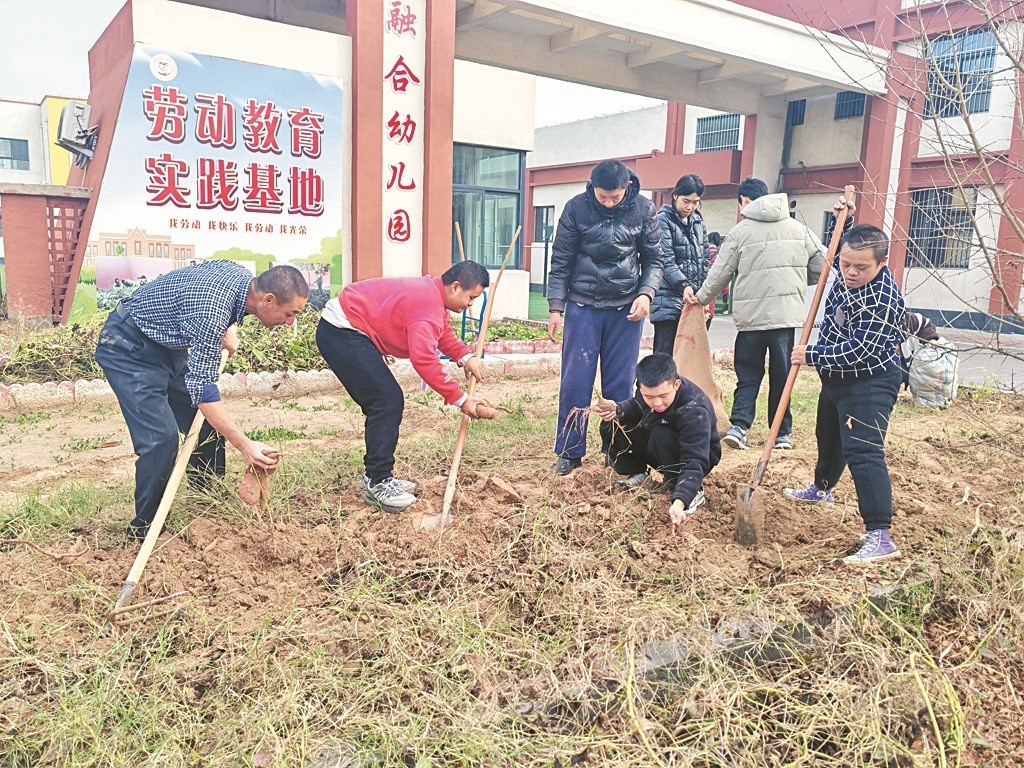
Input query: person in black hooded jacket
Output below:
<box><xmin>651</xmin><ymin>174</ymin><xmax>711</xmax><ymax>357</ymax></box>
<box><xmin>594</xmin><ymin>353</ymin><xmax>721</xmax><ymax>526</ymax></box>
<box><xmin>546</xmin><ymin>159</ymin><xmax>664</xmax><ymax>476</ymax></box>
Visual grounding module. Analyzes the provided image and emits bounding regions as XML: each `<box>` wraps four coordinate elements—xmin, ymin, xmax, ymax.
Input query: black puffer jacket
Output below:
<box><xmin>615</xmin><ymin>376</ymin><xmax>721</xmax><ymax>506</ymax></box>
<box><xmin>650</xmin><ymin>206</ymin><xmax>710</xmax><ymax>323</ymax></box>
<box><xmin>547</xmin><ymin>171</ymin><xmax>664</xmax><ymax>312</ymax></box>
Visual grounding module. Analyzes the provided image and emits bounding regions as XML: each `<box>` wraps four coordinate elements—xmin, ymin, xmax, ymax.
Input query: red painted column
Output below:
<box><xmin>857</xmin><ymin>93</ymin><xmax>899</xmax><ymax>227</ymax></box>
<box><xmin>0</xmin><ymin>193</ymin><xmax>53</xmax><ymax>321</ymax></box>
<box><xmin>347</xmin><ymin>0</ymin><xmax>385</xmax><ymax>281</ymax></box>
<box><xmin>523</xmin><ymin>169</ymin><xmax>535</xmax><ymax>276</ymax></box>
<box><xmin>885</xmin><ymin>53</ymin><xmax>927</xmax><ymax>288</ymax></box>
<box><xmin>422</xmin><ymin>0</ymin><xmax>456</xmax><ymax>277</ymax></box>
<box><xmin>664</xmin><ymin>102</ymin><xmax>686</xmax><ymax>155</ymax></box>
<box><xmin>739</xmin><ymin>114</ymin><xmax>757</xmax><ymax>180</ymax></box>
<box><xmin>988</xmin><ymin>65</ymin><xmax>1024</xmax><ymax>316</ymax></box>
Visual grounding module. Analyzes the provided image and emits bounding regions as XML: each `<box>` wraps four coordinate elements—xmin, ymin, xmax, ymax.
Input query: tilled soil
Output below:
<box><xmin>2</xmin><ymin>370</ymin><xmax>1023</xmax><ymax>761</ymax></box>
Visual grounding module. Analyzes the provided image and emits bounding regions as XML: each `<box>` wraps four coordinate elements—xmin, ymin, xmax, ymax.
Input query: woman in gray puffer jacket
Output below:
<box><xmin>651</xmin><ymin>174</ymin><xmax>711</xmax><ymax>357</ymax></box>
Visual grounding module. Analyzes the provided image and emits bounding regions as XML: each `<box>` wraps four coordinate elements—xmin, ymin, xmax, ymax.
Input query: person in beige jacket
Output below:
<box><xmin>684</xmin><ymin>177</ymin><xmax>853</xmax><ymax>450</ymax></box>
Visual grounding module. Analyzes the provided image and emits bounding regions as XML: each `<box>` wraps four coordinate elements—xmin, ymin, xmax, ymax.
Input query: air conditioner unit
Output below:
<box><xmin>56</xmin><ymin>100</ymin><xmax>99</xmax><ymax>167</ymax></box>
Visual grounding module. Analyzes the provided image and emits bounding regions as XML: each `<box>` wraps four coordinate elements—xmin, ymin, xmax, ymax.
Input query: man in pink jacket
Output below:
<box><xmin>316</xmin><ymin>260</ymin><xmax>491</xmax><ymax>512</ymax></box>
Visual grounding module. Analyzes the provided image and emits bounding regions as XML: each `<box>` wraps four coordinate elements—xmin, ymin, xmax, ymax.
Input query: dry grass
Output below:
<box><xmin>1</xmin><ymin>385</ymin><xmax>1023</xmax><ymax>766</ymax></box>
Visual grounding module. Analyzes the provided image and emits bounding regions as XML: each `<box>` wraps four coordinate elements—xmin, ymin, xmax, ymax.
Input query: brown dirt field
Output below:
<box><xmin>2</xmin><ymin>367</ymin><xmax>1023</xmax><ymax>762</ymax></box>
<box><xmin>1</xmin><ymin>368</ymin><xmax>1018</xmax><ymax>629</ymax></box>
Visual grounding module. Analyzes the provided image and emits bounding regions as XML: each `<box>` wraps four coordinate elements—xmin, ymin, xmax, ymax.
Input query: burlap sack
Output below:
<box><xmin>672</xmin><ymin>305</ymin><xmax>731</xmax><ymax>436</ymax></box>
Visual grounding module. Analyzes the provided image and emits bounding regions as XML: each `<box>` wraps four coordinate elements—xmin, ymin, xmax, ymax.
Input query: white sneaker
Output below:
<box><xmin>364</xmin><ymin>477</ymin><xmax>417</xmax><ymax>513</ymax></box>
<box><xmin>358</xmin><ymin>473</ymin><xmax>416</xmax><ymax>494</ymax></box>
<box><xmin>687</xmin><ymin>487</ymin><xmax>706</xmax><ymax>512</ymax></box>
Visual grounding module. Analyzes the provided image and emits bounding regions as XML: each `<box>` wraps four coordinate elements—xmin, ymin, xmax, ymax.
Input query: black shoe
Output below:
<box><xmin>553</xmin><ymin>456</ymin><xmax>583</xmax><ymax>476</ymax></box>
<box><xmin>125</xmin><ymin>520</ymin><xmax>166</xmax><ymax>543</ymax></box>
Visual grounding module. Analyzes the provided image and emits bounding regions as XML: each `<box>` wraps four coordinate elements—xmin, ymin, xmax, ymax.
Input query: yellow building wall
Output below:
<box><xmin>44</xmin><ymin>96</ymin><xmax>73</xmax><ymax>185</ymax></box>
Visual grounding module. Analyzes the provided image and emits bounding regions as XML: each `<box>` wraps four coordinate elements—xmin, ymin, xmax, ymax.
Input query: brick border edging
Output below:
<box><xmin>0</xmin><ymin>340</ymin><xmax>736</xmax><ymax>414</ymax></box>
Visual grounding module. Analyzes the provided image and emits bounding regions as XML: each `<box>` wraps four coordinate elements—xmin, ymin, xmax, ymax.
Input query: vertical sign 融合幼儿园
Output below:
<box><xmin>381</xmin><ymin>0</ymin><xmax>426</xmax><ymax>276</ymax></box>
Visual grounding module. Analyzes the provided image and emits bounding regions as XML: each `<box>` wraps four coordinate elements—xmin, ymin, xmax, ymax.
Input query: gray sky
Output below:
<box><xmin>0</xmin><ymin>0</ymin><xmax>661</xmax><ymax>124</ymax></box>
<box><xmin>0</xmin><ymin>0</ymin><xmax>127</xmax><ymax>102</ymax></box>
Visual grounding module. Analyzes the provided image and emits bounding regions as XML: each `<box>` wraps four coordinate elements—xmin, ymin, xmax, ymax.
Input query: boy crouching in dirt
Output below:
<box><xmin>785</xmin><ymin>224</ymin><xmax>907</xmax><ymax>566</ymax></box>
<box><xmin>594</xmin><ymin>353</ymin><xmax>721</xmax><ymax>527</ymax></box>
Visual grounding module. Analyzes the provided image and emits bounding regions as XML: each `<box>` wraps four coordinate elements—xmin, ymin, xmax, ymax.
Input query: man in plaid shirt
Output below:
<box><xmin>95</xmin><ymin>261</ymin><xmax>309</xmax><ymax>541</ymax></box>
<box><xmin>785</xmin><ymin>224</ymin><xmax>907</xmax><ymax>565</ymax></box>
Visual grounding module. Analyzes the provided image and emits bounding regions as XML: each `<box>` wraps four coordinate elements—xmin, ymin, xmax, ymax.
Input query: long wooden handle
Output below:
<box><xmin>112</xmin><ymin>348</ymin><xmax>230</xmax><ymax>614</ymax></box>
<box><xmin>440</xmin><ymin>226</ymin><xmax>522</xmax><ymax>522</ymax></box>
<box><xmin>749</xmin><ymin>185</ymin><xmax>856</xmax><ymax>488</ymax></box>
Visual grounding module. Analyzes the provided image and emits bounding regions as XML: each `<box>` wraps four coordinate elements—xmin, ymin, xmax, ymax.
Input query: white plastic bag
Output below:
<box><xmin>908</xmin><ymin>337</ymin><xmax>959</xmax><ymax>407</ymax></box>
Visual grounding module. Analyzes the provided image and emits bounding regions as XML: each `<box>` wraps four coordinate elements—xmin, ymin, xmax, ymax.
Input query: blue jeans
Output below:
<box><xmin>555</xmin><ymin>302</ymin><xmax>644</xmax><ymax>458</ymax></box>
<box><xmin>95</xmin><ymin>310</ymin><xmax>224</xmax><ymax>531</ymax></box>
<box><xmin>731</xmin><ymin>328</ymin><xmax>795</xmax><ymax>436</ymax></box>
<box><xmin>814</xmin><ymin>365</ymin><xmax>901</xmax><ymax>531</ymax></box>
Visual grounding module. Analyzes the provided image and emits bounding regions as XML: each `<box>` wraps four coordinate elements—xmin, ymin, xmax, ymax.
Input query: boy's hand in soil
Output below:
<box><xmin>593</xmin><ymin>396</ymin><xmax>617</xmax><ymax>422</ymax></box>
<box><xmin>669</xmin><ymin>499</ymin><xmax>688</xmax><ymax>527</ymax></box>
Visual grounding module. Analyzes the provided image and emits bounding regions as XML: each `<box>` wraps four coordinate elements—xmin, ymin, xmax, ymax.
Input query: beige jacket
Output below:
<box><xmin>695</xmin><ymin>194</ymin><xmax>826</xmax><ymax>332</ymax></box>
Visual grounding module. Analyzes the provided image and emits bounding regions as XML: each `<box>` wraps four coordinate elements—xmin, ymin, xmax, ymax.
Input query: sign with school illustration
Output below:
<box><xmin>70</xmin><ymin>44</ymin><xmax>344</xmax><ymax>319</ymax></box>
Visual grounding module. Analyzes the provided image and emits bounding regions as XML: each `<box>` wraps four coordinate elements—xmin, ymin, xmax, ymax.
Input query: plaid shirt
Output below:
<box><xmin>122</xmin><ymin>260</ymin><xmax>253</xmax><ymax>405</ymax></box>
<box><xmin>806</xmin><ymin>259</ymin><xmax>906</xmax><ymax>377</ymax></box>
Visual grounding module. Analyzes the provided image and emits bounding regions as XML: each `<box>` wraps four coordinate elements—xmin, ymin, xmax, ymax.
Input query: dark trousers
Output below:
<box><xmin>556</xmin><ymin>302</ymin><xmax>644</xmax><ymax>458</ymax></box>
<box><xmin>731</xmin><ymin>328</ymin><xmax>795</xmax><ymax>436</ymax></box>
<box><xmin>316</xmin><ymin>320</ymin><xmax>403</xmax><ymax>483</ymax></box>
<box><xmin>652</xmin><ymin>315</ymin><xmax>714</xmax><ymax>359</ymax></box>
<box><xmin>814</xmin><ymin>365</ymin><xmax>901</xmax><ymax>531</ymax></box>
<box><xmin>608</xmin><ymin>421</ymin><xmax>686</xmax><ymax>486</ymax></box>
<box><xmin>652</xmin><ymin>319</ymin><xmax>678</xmax><ymax>357</ymax></box>
<box><xmin>95</xmin><ymin>311</ymin><xmax>225</xmax><ymax>530</ymax></box>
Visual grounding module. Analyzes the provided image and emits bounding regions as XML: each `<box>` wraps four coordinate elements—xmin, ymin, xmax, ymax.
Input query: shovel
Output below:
<box><xmin>110</xmin><ymin>349</ymin><xmax>230</xmax><ymax>620</ymax></box>
<box><xmin>734</xmin><ymin>185</ymin><xmax>855</xmax><ymax>547</ymax></box>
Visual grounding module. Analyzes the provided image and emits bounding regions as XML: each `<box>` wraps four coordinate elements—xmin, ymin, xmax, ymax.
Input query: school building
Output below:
<box><xmin>525</xmin><ymin>0</ymin><xmax>1024</xmax><ymax>332</ymax></box>
<box><xmin>2</xmin><ymin>0</ymin><xmax>1018</xmax><ymax>332</ymax></box>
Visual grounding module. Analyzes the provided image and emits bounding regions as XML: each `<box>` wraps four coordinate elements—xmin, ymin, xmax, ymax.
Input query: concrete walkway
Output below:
<box><xmin>697</xmin><ymin>314</ymin><xmax>1024</xmax><ymax>393</ymax></box>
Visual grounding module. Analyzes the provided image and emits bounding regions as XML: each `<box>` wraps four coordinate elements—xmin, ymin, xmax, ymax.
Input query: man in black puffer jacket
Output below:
<box><xmin>594</xmin><ymin>353</ymin><xmax>721</xmax><ymax>527</ymax></box>
<box><xmin>547</xmin><ymin>160</ymin><xmax>664</xmax><ymax>476</ymax></box>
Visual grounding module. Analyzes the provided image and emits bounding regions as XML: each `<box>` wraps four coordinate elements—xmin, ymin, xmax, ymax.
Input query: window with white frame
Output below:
<box><xmin>695</xmin><ymin>113</ymin><xmax>741</xmax><ymax>153</ymax></box>
<box><xmin>925</xmin><ymin>28</ymin><xmax>997</xmax><ymax>118</ymax></box>
<box><xmin>908</xmin><ymin>186</ymin><xmax>978</xmax><ymax>269</ymax></box>
<box><xmin>834</xmin><ymin>91</ymin><xmax>866</xmax><ymax>120</ymax></box>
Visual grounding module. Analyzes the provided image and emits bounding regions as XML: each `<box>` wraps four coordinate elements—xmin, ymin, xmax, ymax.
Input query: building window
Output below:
<box><xmin>786</xmin><ymin>100</ymin><xmax>806</xmax><ymax>127</ymax></box>
<box><xmin>908</xmin><ymin>186</ymin><xmax>978</xmax><ymax>269</ymax></box>
<box><xmin>0</xmin><ymin>138</ymin><xmax>29</xmax><ymax>171</ymax></box>
<box><xmin>452</xmin><ymin>144</ymin><xmax>524</xmax><ymax>268</ymax></box>
<box><xmin>534</xmin><ymin>206</ymin><xmax>555</xmax><ymax>243</ymax></box>
<box><xmin>925</xmin><ymin>28</ymin><xmax>997</xmax><ymax>118</ymax></box>
<box><xmin>135</xmin><ymin>242</ymin><xmax>142</xmax><ymax>255</ymax></box>
<box><xmin>695</xmin><ymin>113</ymin><xmax>741</xmax><ymax>153</ymax></box>
<box><xmin>834</xmin><ymin>91</ymin><xmax>866</xmax><ymax>120</ymax></box>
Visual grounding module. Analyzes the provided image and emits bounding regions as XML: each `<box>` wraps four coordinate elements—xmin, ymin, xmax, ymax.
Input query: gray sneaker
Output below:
<box><xmin>843</xmin><ymin>529</ymin><xmax>901</xmax><ymax>566</ymax></box>
<box><xmin>616</xmin><ymin>471</ymin><xmax>650</xmax><ymax>489</ymax></box>
<box><xmin>774</xmin><ymin>434</ymin><xmax>793</xmax><ymax>450</ymax></box>
<box><xmin>364</xmin><ymin>477</ymin><xmax>417</xmax><ymax>513</ymax></box>
<box><xmin>358</xmin><ymin>473</ymin><xmax>416</xmax><ymax>494</ymax></box>
<box><xmin>723</xmin><ymin>425</ymin><xmax>749</xmax><ymax>450</ymax></box>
